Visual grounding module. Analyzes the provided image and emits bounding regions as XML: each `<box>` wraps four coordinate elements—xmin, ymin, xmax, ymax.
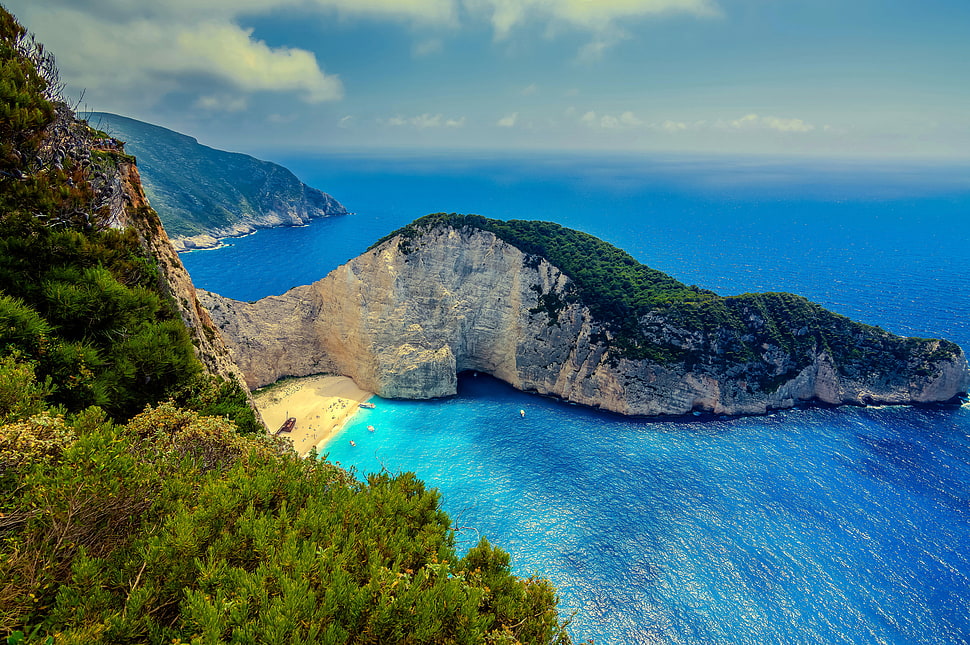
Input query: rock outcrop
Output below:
<box><xmin>201</xmin><ymin>218</ymin><xmax>970</xmax><ymax>417</ymax></box>
<box><xmin>2</xmin><ymin>79</ymin><xmax>254</xmax><ymax>413</ymax></box>
<box><xmin>106</xmin><ymin>158</ymin><xmax>251</xmax><ymax>390</ymax></box>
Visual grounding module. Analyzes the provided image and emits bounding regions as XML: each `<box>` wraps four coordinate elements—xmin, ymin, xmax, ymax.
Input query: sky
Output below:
<box><xmin>6</xmin><ymin>0</ymin><xmax>970</xmax><ymax>160</ymax></box>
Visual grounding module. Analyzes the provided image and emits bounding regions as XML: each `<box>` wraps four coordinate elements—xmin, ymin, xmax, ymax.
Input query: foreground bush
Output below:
<box><xmin>0</xmin><ymin>405</ymin><xmax>570</xmax><ymax>644</ymax></box>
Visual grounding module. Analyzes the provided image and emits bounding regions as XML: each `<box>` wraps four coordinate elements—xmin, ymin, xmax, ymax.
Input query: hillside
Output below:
<box><xmin>206</xmin><ymin>213</ymin><xmax>969</xmax><ymax>415</ymax></box>
<box><xmin>83</xmin><ymin>112</ymin><xmax>348</xmax><ymax>250</ymax></box>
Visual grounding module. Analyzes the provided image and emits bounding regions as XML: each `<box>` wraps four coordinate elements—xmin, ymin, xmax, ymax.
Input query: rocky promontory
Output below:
<box><xmin>201</xmin><ymin>214</ymin><xmax>970</xmax><ymax>416</ymax></box>
<box><xmin>83</xmin><ymin>112</ymin><xmax>347</xmax><ymax>251</ymax></box>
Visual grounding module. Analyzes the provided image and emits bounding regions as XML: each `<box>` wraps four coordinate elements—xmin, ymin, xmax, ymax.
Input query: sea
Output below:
<box><xmin>181</xmin><ymin>151</ymin><xmax>970</xmax><ymax>644</ymax></box>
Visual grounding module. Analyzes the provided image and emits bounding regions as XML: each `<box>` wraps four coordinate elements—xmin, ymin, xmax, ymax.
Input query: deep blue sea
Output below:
<box><xmin>181</xmin><ymin>152</ymin><xmax>970</xmax><ymax>644</ymax></box>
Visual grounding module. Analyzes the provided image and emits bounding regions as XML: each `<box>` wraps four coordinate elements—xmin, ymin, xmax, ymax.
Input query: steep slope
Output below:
<box><xmin>106</xmin><ymin>152</ymin><xmax>251</xmax><ymax>388</ymax></box>
<box><xmin>0</xmin><ymin>11</ymin><xmax>258</xmax><ymax>426</ymax></box>
<box><xmin>0</xmin><ymin>101</ymin><xmax>257</xmax><ymax>425</ymax></box>
<box><xmin>83</xmin><ymin>112</ymin><xmax>348</xmax><ymax>250</ymax></box>
<box><xmin>202</xmin><ymin>214</ymin><xmax>970</xmax><ymax>416</ymax></box>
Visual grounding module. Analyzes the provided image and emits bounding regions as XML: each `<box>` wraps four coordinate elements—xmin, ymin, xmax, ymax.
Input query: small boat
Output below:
<box><xmin>359</xmin><ymin>402</ymin><xmax>376</xmax><ymax>409</ymax></box>
<box><xmin>367</xmin><ymin>425</ymin><xmax>375</xmax><ymax>432</ymax></box>
<box><xmin>519</xmin><ymin>409</ymin><xmax>525</xmax><ymax>418</ymax></box>
<box><xmin>276</xmin><ymin>417</ymin><xmax>296</xmax><ymax>434</ymax></box>
<box><xmin>350</xmin><ymin>440</ymin><xmax>356</xmax><ymax>447</ymax></box>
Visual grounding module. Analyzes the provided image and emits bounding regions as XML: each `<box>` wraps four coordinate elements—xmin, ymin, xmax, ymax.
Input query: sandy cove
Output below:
<box><xmin>253</xmin><ymin>374</ymin><xmax>373</xmax><ymax>457</ymax></box>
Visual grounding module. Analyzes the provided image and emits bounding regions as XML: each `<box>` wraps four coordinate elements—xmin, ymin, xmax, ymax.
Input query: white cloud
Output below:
<box><xmin>521</xmin><ymin>83</ymin><xmax>538</xmax><ymax>96</ymax></box>
<box><xmin>619</xmin><ymin>111</ymin><xmax>643</xmax><ymax>127</ymax></box>
<box><xmin>412</xmin><ymin>113</ymin><xmax>443</xmax><ymax>128</ymax></box>
<box><xmin>580</xmin><ymin>110</ymin><xmax>644</xmax><ymax>129</ymax></box>
<box><xmin>338</xmin><ymin>115</ymin><xmax>355</xmax><ymax>128</ymax></box>
<box><xmin>575</xmin><ymin>112</ymin><xmax>820</xmax><ymax>138</ymax></box>
<box><xmin>5</xmin><ymin>6</ymin><xmax>342</xmax><ymax>111</ymax></box>
<box><xmin>8</xmin><ymin>0</ymin><xmax>457</xmax><ymax>24</ymax></box>
<box><xmin>383</xmin><ymin>113</ymin><xmax>465</xmax><ymax>128</ymax></box>
<box><xmin>761</xmin><ymin>116</ymin><xmax>815</xmax><ymax>133</ymax></box>
<box><xmin>729</xmin><ymin>113</ymin><xmax>758</xmax><ymax>129</ymax></box>
<box><xmin>497</xmin><ymin>112</ymin><xmax>519</xmax><ymax>127</ymax></box>
<box><xmin>3</xmin><ymin>0</ymin><xmax>458</xmax><ymax>116</ymax></box>
<box><xmin>16</xmin><ymin>0</ymin><xmax>715</xmax><ymax>30</ymax></box>
<box><xmin>577</xmin><ymin>38</ymin><xmax>613</xmax><ymax>62</ymax></box>
<box><xmin>728</xmin><ymin>113</ymin><xmax>815</xmax><ymax>133</ymax></box>
<box><xmin>176</xmin><ymin>23</ymin><xmax>342</xmax><ymax>103</ymax></box>
<box><xmin>661</xmin><ymin>120</ymin><xmax>688</xmax><ymax>132</ymax></box>
<box><xmin>480</xmin><ymin>0</ymin><xmax>526</xmax><ymax>39</ymax></box>
<box><xmin>195</xmin><ymin>95</ymin><xmax>249</xmax><ymax>112</ymax></box>
<box><xmin>468</xmin><ymin>0</ymin><xmax>720</xmax><ymax>39</ymax></box>
<box><xmin>602</xmin><ymin>116</ymin><xmax>623</xmax><ymax>129</ymax></box>
<box><xmin>640</xmin><ymin>114</ymin><xmax>818</xmax><ymax>134</ymax></box>
<box><xmin>7</xmin><ymin>0</ymin><xmax>723</xmax><ymax>119</ymax></box>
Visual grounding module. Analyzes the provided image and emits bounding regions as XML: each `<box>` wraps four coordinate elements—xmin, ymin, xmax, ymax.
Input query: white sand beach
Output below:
<box><xmin>253</xmin><ymin>375</ymin><xmax>373</xmax><ymax>457</ymax></box>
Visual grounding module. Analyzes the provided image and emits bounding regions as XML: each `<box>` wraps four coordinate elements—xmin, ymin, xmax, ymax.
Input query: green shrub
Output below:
<box><xmin>0</xmin><ymin>355</ymin><xmax>53</xmax><ymax>424</ymax></box>
<box><xmin>1</xmin><ymin>411</ymin><xmax>570</xmax><ymax>643</ymax></box>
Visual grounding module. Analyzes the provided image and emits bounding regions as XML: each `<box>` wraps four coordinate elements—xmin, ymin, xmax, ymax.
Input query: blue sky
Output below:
<box><xmin>7</xmin><ymin>0</ymin><xmax>970</xmax><ymax>159</ymax></box>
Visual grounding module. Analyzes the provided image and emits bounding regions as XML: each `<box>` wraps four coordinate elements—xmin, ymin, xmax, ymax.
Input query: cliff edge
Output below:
<box><xmin>43</xmin><ymin>105</ymin><xmax>254</xmax><ymax>402</ymax></box>
<box><xmin>201</xmin><ymin>214</ymin><xmax>970</xmax><ymax>416</ymax></box>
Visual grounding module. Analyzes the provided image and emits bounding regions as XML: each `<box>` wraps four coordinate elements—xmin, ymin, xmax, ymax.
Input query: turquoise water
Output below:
<box><xmin>181</xmin><ymin>153</ymin><xmax>970</xmax><ymax>643</ymax></box>
<box><xmin>329</xmin><ymin>376</ymin><xmax>970</xmax><ymax>644</ymax></box>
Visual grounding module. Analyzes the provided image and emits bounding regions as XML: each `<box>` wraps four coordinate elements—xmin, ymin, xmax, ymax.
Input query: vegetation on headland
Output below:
<box><xmin>0</xmin><ymin>11</ymin><xmax>255</xmax><ymax>429</ymax></box>
<box><xmin>0</xmin><ymin>9</ymin><xmax>572</xmax><ymax>643</ymax></box>
<box><xmin>377</xmin><ymin>213</ymin><xmax>962</xmax><ymax>388</ymax></box>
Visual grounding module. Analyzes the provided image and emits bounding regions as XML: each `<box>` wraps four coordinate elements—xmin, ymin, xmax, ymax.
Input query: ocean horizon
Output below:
<box><xmin>181</xmin><ymin>151</ymin><xmax>970</xmax><ymax>644</ymax></box>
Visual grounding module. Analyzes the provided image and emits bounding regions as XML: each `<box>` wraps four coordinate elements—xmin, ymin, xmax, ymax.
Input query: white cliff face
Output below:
<box><xmin>200</xmin><ymin>226</ymin><xmax>970</xmax><ymax>416</ymax></box>
<box><xmin>201</xmin><ymin>226</ymin><xmax>565</xmax><ymax>396</ymax></box>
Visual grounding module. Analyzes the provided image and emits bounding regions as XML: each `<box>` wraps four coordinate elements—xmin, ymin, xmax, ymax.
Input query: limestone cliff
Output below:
<box><xmin>201</xmin><ymin>216</ymin><xmax>970</xmax><ymax>417</ymax></box>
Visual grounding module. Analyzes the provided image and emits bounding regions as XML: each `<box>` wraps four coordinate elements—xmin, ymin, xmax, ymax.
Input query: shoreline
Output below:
<box><xmin>173</xmin><ymin>216</ymin><xmax>347</xmax><ymax>253</ymax></box>
<box><xmin>253</xmin><ymin>374</ymin><xmax>372</xmax><ymax>457</ymax></box>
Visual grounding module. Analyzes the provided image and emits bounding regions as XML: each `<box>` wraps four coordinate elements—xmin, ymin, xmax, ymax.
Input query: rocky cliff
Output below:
<box><xmin>200</xmin><ymin>215</ymin><xmax>970</xmax><ymax>416</ymax></box>
<box><xmin>105</xmin><ymin>158</ymin><xmax>251</xmax><ymax>389</ymax></box>
<box><xmin>50</xmin><ymin>104</ymin><xmax>253</xmax><ymax>394</ymax></box>
<box><xmin>84</xmin><ymin>112</ymin><xmax>348</xmax><ymax>251</ymax></box>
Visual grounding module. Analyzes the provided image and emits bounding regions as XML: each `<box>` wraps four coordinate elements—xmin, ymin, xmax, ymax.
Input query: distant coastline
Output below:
<box><xmin>85</xmin><ymin>112</ymin><xmax>349</xmax><ymax>250</ymax></box>
<box><xmin>174</xmin><ymin>223</ymin><xmax>313</xmax><ymax>252</ymax></box>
